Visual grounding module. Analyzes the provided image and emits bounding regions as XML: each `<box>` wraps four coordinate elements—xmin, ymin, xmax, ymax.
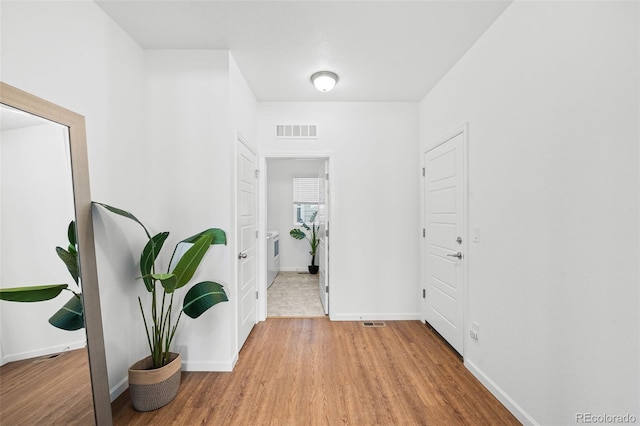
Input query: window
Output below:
<box><xmin>293</xmin><ymin>177</ymin><xmax>319</xmax><ymax>225</ymax></box>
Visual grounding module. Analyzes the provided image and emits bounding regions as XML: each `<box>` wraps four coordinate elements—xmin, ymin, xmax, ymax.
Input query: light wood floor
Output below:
<box><xmin>112</xmin><ymin>319</ymin><xmax>520</xmax><ymax>425</ymax></box>
<box><xmin>0</xmin><ymin>348</ymin><xmax>94</xmax><ymax>425</ymax></box>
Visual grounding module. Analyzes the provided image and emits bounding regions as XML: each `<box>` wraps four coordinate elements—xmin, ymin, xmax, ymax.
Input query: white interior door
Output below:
<box><xmin>317</xmin><ymin>161</ymin><xmax>329</xmax><ymax>315</ymax></box>
<box><xmin>423</xmin><ymin>131</ymin><xmax>465</xmax><ymax>354</ymax></box>
<box><xmin>236</xmin><ymin>137</ymin><xmax>257</xmax><ymax>350</ymax></box>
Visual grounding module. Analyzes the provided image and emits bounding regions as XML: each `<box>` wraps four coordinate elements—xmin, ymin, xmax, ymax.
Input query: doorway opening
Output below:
<box><xmin>261</xmin><ymin>156</ymin><xmax>331</xmax><ymax>319</ymax></box>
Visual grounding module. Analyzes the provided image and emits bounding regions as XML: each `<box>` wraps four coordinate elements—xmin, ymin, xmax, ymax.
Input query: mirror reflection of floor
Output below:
<box><xmin>0</xmin><ymin>348</ymin><xmax>94</xmax><ymax>424</ymax></box>
<box><xmin>267</xmin><ymin>271</ymin><xmax>325</xmax><ymax>317</ymax></box>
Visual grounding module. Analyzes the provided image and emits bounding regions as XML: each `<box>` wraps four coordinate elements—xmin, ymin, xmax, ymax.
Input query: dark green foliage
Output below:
<box><xmin>0</xmin><ymin>221</ymin><xmax>84</xmax><ymax>331</ymax></box>
<box><xmin>48</xmin><ymin>295</ymin><xmax>84</xmax><ymax>331</ymax></box>
<box><xmin>95</xmin><ymin>202</ymin><xmax>228</xmax><ymax>368</ymax></box>
<box><xmin>183</xmin><ymin>281</ymin><xmax>228</xmax><ymax>319</ymax></box>
<box><xmin>0</xmin><ymin>284</ymin><xmax>68</xmax><ymax>302</ymax></box>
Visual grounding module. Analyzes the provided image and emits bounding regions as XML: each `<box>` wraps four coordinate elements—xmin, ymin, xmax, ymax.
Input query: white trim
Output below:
<box><xmin>260</xmin><ymin>153</ymin><xmax>334</xmax><ymax>321</ymax></box>
<box><xmin>236</xmin><ymin>130</ymin><xmax>257</xmax><ymax>155</ymax></box>
<box><xmin>424</xmin><ymin>124</ymin><xmax>466</xmax><ymax>152</ymax></box>
<box><xmin>331</xmin><ymin>313</ymin><xmax>422</xmax><ymax>321</ymax></box>
<box><xmin>109</xmin><ymin>377</ymin><xmax>128</xmax><ymax>402</ymax></box>
<box><xmin>465</xmin><ymin>360</ymin><xmax>539</xmax><ymax>426</ymax></box>
<box><xmin>1</xmin><ymin>339</ymin><xmax>86</xmax><ymax>364</ymax></box>
<box><xmin>182</xmin><ymin>358</ymin><xmax>236</xmax><ymax>372</ymax></box>
<box><xmin>110</xmin><ymin>354</ymin><xmax>239</xmax><ymax>402</ymax></box>
<box><xmin>261</xmin><ymin>151</ymin><xmax>333</xmax><ymax>159</ymax></box>
<box><xmin>277</xmin><ymin>267</ymin><xmax>310</xmax><ymax>272</ymax></box>
<box><xmin>234</xmin><ymin>131</ymin><xmax>259</xmax><ymax>356</ymax></box>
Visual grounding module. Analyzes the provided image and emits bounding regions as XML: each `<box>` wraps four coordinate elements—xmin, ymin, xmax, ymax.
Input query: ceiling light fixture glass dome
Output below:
<box><xmin>311</xmin><ymin>71</ymin><xmax>338</xmax><ymax>92</ymax></box>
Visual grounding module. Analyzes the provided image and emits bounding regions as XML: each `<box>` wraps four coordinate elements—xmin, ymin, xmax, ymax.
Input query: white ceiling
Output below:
<box><xmin>95</xmin><ymin>1</ymin><xmax>511</xmax><ymax>102</ymax></box>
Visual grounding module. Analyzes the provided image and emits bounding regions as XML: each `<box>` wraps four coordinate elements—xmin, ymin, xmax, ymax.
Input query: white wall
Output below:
<box><xmin>140</xmin><ymin>49</ymin><xmax>258</xmax><ymax>370</ymax></box>
<box><xmin>0</xmin><ymin>123</ymin><xmax>84</xmax><ymax>363</ymax></box>
<box><xmin>2</xmin><ymin>3</ymin><xmax>260</xmax><ymax>400</ymax></box>
<box><xmin>229</xmin><ymin>52</ymin><xmax>259</xmax><ymax>356</ymax></box>
<box><xmin>419</xmin><ymin>2</ymin><xmax>639</xmax><ymax>424</ymax></box>
<box><xmin>267</xmin><ymin>158</ymin><xmax>325</xmax><ymax>271</ymax></box>
<box><xmin>142</xmin><ymin>49</ymin><xmax>235</xmax><ymax>371</ymax></box>
<box><xmin>229</xmin><ymin>53</ymin><xmax>258</xmax><ymax>145</ymax></box>
<box><xmin>1</xmin><ymin>0</ymin><xmax>147</xmax><ymax>399</ymax></box>
<box><xmin>258</xmin><ymin>102</ymin><xmax>420</xmax><ymax>320</ymax></box>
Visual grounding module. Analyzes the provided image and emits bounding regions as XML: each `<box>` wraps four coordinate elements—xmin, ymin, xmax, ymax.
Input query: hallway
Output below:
<box><xmin>112</xmin><ymin>319</ymin><xmax>519</xmax><ymax>425</ymax></box>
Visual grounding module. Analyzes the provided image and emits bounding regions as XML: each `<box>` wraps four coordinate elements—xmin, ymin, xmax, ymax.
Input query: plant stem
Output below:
<box><xmin>160</xmin><ymin>292</ymin><xmax>174</xmax><ymax>366</ymax></box>
<box><xmin>138</xmin><ymin>296</ymin><xmax>153</xmax><ymax>355</ymax></box>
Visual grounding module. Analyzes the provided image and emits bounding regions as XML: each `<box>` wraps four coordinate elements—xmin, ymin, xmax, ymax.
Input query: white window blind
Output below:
<box><xmin>293</xmin><ymin>177</ymin><xmax>319</xmax><ymax>204</ymax></box>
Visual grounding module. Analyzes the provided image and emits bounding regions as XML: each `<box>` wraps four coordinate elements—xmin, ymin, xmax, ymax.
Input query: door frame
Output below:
<box><xmin>317</xmin><ymin>159</ymin><xmax>330</xmax><ymax>315</ymax></box>
<box><xmin>258</xmin><ymin>152</ymin><xmax>334</xmax><ymax>321</ymax></box>
<box><xmin>422</xmin><ymin>123</ymin><xmax>468</xmax><ymax>357</ymax></box>
<box><xmin>234</xmin><ymin>131</ymin><xmax>258</xmax><ymax>355</ymax></box>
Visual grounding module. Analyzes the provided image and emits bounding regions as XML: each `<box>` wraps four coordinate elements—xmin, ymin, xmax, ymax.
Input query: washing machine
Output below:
<box><xmin>267</xmin><ymin>231</ymin><xmax>280</xmax><ymax>288</ymax></box>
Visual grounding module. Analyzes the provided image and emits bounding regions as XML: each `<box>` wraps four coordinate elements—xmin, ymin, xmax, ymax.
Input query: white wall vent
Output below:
<box><xmin>275</xmin><ymin>124</ymin><xmax>317</xmax><ymax>139</ymax></box>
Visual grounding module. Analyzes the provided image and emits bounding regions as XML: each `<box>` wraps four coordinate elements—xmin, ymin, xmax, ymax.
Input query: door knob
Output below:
<box><xmin>238</xmin><ymin>252</ymin><xmax>248</xmax><ymax>259</ymax></box>
<box><xmin>447</xmin><ymin>252</ymin><xmax>462</xmax><ymax>259</ymax></box>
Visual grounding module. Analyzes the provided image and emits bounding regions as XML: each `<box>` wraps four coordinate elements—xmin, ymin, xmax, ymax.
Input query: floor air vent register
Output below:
<box><xmin>362</xmin><ymin>322</ymin><xmax>386</xmax><ymax>327</ymax></box>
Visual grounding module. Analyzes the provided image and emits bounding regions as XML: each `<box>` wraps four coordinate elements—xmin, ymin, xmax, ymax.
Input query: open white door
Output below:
<box><xmin>317</xmin><ymin>161</ymin><xmax>329</xmax><ymax>315</ymax></box>
<box><xmin>236</xmin><ymin>135</ymin><xmax>257</xmax><ymax>350</ymax></box>
<box><xmin>423</xmin><ymin>129</ymin><xmax>465</xmax><ymax>355</ymax></box>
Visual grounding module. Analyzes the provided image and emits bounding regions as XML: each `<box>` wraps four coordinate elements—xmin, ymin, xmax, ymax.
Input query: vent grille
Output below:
<box><xmin>32</xmin><ymin>353</ymin><xmax>63</xmax><ymax>363</ymax></box>
<box><xmin>276</xmin><ymin>124</ymin><xmax>317</xmax><ymax>139</ymax></box>
<box><xmin>362</xmin><ymin>322</ymin><xmax>386</xmax><ymax>328</ymax></box>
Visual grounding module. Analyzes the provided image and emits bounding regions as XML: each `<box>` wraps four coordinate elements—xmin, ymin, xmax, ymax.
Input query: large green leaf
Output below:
<box><xmin>67</xmin><ymin>220</ymin><xmax>77</xmax><ymax>246</ymax></box>
<box><xmin>289</xmin><ymin>229</ymin><xmax>306</xmax><ymax>240</ymax></box>
<box><xmin>93</xmin><ymin>202</ymin><xmax>151</xmax><ymax>239</ymax></box>
<box><xmin>180</xmin><ymin>228</ymin><xmax>227</xmax><ymax>246</ymax></box>
<box><xmin>182</xmin><ymin>281</ymin><xmax>228</xmax><ymax>319</ymax></box>
<box><xmin>151</xmin><ymin>273</ymin><xmax>178</xmax><ymax>294</ymax></box>
<box><xmin>48</xmin><ymin>295</ymin><xmax>84</xmax><ymax>330</ymax></box>
<box><xmin>140</xmin><ymin>232</ymin><xmax>170</xmax><ymax>291</ymax></box>
<box><xmin>56</xmin><ymin>247</ymin><xmax>79</xmax><ymax>284</ymax></box>
<box><xmin>171</xmin><ymin>234</ymin><xmax>213</xmax><ymax>289</ymax></box>
<box><xmin>0</xmin><ymin>284</ymin><xmax>68</xmax><ymax>302</ymax></box>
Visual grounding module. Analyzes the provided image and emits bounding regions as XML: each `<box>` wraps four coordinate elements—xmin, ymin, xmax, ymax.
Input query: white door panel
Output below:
<box><xmin>423</xmin><ymin>131</ymin><xmax>465</xmax><ymax>355</ymax></box>
<box><xmin>237</xmin><ymin>138</ymin><xmax>257</xmax><ymax>350</ymax></box>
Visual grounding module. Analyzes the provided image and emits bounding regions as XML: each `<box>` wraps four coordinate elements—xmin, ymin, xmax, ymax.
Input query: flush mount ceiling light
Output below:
<box><xmin>311</xmin><ymin>71</ymin><xmax>338</xmax><ymax>92</ymax></box>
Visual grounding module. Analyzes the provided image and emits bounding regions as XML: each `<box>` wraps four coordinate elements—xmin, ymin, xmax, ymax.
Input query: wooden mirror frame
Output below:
<box><xmin>0</xmin><ymin>82</ymin><xmax>112</xmax><ymax>425</ymax></box>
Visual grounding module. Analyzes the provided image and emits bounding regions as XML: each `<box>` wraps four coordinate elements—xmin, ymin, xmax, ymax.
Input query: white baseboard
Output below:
<box><xmin>110</xmin><ymin>376</ymin><xmax>129</xmax><ymax>402</ymax></box>
<box><xmin>182</xmin><ymin>358</ymin><xmax>236</xmax><ymax>372</ymax></box>
<box><xmin>277</xmin><ymin>267</ymin><xmax>308</xmax><ymax>272</ymax></box>
<box><xmin>464</xmin><ymin>359</ymin><xmax>538</xmax><ymax>426</ymax></box>
<box><xmin>1</xmin><ymin>340</ymin><xmax>86</xmax><ymax>365</ymax></box>
<box><xmin>109</xmin><ymin>355</ymin><xmax>238</xmax><ymax>401</ymax></box>
<box><xmin>230</xmin><ymin>352</ymin><xmax>239</xmax><ymax>370</ymax></box>
<box><xmin>330</xmin><ymin>313</ymin><xmax>422</xmax><ymax>321</ymax></box>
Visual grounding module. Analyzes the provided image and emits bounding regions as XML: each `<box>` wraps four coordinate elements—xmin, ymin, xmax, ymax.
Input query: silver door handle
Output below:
<box><xmin>238</xmin><ymin>252</ymin><xmax>247</xmax><ymax>259</ymax></box>
<box><xmin>447</xmin><ymin>252</ymin><xmax>462</xmax><ymax>259</ymax></box>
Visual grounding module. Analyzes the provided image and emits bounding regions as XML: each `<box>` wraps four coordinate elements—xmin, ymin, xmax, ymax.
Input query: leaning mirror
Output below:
<box><xmin>0</xmin><ymin>82</ymin><xmax>111</xmax><ymax>425</ymax></box>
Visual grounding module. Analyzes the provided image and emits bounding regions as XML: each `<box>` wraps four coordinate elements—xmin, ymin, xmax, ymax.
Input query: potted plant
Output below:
<box><xmin>289</xmin><ymin>211</ymin><xmax>319</xmax><ymax>274</ymax></box>
<box><xmin>94</xmin><ymin>202</ymin><xmax>228</xmax><ymax>411</ymax></box>
<box><xmin>0</xmin><ymin>221</ymin><xmax>84</xmax><ymax>331</ymax></box>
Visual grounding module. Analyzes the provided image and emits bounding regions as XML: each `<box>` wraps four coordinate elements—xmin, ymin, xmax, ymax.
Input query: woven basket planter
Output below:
<box><xmin>128</xmin><ymin>352</ymin><xmax>181</xmax><ymax>412</ymax></box>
